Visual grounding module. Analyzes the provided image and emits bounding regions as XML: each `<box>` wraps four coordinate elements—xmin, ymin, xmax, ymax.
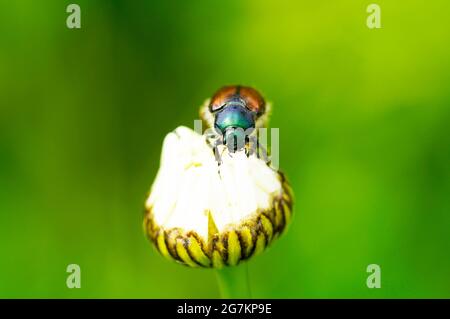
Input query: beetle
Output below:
<box><xmin>201</xmin><ymin>85</ymin><xmax>269</xmax><ymax>163</ymax></box>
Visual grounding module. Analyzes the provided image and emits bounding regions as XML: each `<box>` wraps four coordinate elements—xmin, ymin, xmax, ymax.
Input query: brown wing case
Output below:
<box><xmin>209</xmin><ymin>85</ymin><xmax>266</xmax><ymax>115</ymax></box>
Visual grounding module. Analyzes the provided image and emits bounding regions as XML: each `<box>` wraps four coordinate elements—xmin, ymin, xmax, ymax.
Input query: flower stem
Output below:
<box><xmin>215</xmin><ymin>263</ymin><xmax>252</xmax><ymax>299</ymax></box>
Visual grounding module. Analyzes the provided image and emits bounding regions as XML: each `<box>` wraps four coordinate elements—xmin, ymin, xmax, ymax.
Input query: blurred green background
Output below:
<box><xmin>0</xmin><ymin>0</ymin><xmax>449</xmax><ymax>298</ymax></box>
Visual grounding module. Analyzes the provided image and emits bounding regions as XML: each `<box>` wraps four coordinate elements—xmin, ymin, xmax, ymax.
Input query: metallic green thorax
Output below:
<box><xmin>214</xmin><ymin>104</ymin><xmax>255</xmax><ymax>133</ymax></box>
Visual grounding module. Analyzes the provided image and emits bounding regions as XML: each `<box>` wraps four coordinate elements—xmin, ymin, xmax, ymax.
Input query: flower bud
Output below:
<box><xmin>143</xmin><ymin>126</ymin><xmax>293</xmax><ymax>268</ymax></box>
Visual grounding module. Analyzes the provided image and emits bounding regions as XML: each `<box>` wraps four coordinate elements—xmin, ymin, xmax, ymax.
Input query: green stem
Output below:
<box><xmin>215</xmin><ymin>263</ymin><xmax>252</xmax><ymax>299</ymax></box>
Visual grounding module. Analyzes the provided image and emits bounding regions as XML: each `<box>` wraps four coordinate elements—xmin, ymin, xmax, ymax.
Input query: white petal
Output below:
<box><xmin>147</xmin><ymin>126</ymin><xmax>284</xmax><ymax>243</ymax></box>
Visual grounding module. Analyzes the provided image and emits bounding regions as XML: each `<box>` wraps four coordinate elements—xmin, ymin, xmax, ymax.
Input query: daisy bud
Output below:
<box><xmin>143</xmin><ymin>126</ymin><xmax>293</xmax><ymax>268</ymax></box>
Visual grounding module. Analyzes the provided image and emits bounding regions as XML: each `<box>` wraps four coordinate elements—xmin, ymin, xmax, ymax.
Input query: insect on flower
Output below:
<box><xmin>144</xmin><ymin>85</ymin><xmax>293</xmax><ymax>268</ymax></box>
<box><xmin>200</xmin><ymin>85</ymin><xmax>270</xmax><ymax>163</ymax></box>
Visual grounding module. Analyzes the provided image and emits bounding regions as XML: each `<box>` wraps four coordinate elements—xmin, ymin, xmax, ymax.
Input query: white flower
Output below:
<box><xmin>144</xmin><ymin>126</ymin><xmax>293</xmax><ymax>268</ymax></box>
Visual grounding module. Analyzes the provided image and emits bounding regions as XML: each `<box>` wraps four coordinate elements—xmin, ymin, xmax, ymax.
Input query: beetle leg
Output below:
<box><xmin>213</xmin><ymin>139</ymin><xmax>223</xmax><ymax>165</ymax></box>
<box><xmin>245</xmin><ymin>135</ymin><xmax>256</xmax><ymax>157</ymax></box>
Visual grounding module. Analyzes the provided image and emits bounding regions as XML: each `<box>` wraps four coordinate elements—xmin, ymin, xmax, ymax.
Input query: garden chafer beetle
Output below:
<box><xmin>200</xmin><ymin>85</ymin><xmax>270</xmax><ymax>162</ymax></box>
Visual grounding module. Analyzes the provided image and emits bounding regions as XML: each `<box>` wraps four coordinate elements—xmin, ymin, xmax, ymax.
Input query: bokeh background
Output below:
<box><xmin>0</xmin><ymin>0</ymin><xmax>449</xmax><ymax>298</ymax></box>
